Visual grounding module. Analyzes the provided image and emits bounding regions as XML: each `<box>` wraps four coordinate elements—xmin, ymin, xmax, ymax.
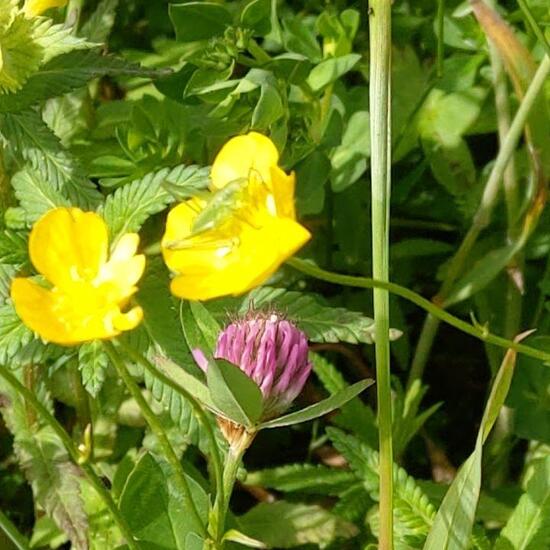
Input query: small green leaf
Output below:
<box><xmin>119</xmin><ymin>453</ymin><xmax>208</xmax><ymax>548</ymax></box>
<box><xmin>180</xmin><ymin>300</ymin><xmax>221</xmax><ymax>359</ymax></box>
<box><xmin>259</xmin><ymin>379</ymin><xmax>373</xmax><ymax>429</ymax></box>
<box><xmin>252</xmin><ymin>84</ymin><xmax>284</xmax><ymax>130</ymax></box>
<box><xmin>239</xmin><ymin>501</ymin><xmax>357</xmax><ymax>548</ymax></box>
<box><xmin>169</xmin><ymin>2</ymin><xmax>232</xmax><ymax>42</ymax></box>
<box><xmin>444</xmin><ymin>242</ymin><xmax>523</xmax><ymax>307</ymax></box>
<box><xmin>246</xmin><ymin>463</ymin><xmax>356</xmax><ymax>495</ymax></box>
<box><xmin>307</xmin><ymin>53</ymin><xmax>361</xmax><ymax>92</ymax></box>
<box><xmin>207</xmin><ymin>359</ymin><xmax>263</xmax><ymax>427</ymax></box>
<box><xmin>494</xmin><ymin>456</ymin><xmax>550</xmax><ymax>550</ymax></box>
<box><xmin>151</xmin><ymin>354</ymin><xmax>216</xmax><ymax>411</ymax></box>
<box><xmin>78</xmin><ymin>341</ymin><xmax>109</xmax><ymax>398</ymax></box>
<box><xmin>223</xmin><ymin>528</ymin><xmax>267</xmax><ymax>548</ymax></box>
<box><xmin>241</xmin><ymin>0</ymin><xmax>271</xmax><ymax>36</ymax></box>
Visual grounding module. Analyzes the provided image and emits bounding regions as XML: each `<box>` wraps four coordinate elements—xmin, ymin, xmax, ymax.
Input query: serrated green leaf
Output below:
<box><xmin>328</xmin><ymin>428</ymin><xmax>437</xmax><ymax>544</ymax></box>
<box><xmin>239</xmin><ymin>501</ymin><xmax>357</xmax><ymax>548</ymax></box>
<box><xmin>1</xmin><ymin>110</ymin><xmax>101</xmax><ymax>210</ymax></box>
<box><xmin>312</xmin><ymin>352</ymin><xmax>378</xmax><ymax>447</ymax></box>
<box><xmin>333</xmin><ymin>483</ymin><xmax>371</xmax><ymax>522</ymax></box>
<box><xmin>78</xmin><ymin>341</ymin><xmax>109</xmax><ymax>398</ymax></box>
<box><xmin>231</xmin><ymin>286</ymin><xmax>401</xmax><ymax>344</ymax></box>
<box><xmin>259</xmin><ymin>379</ymin><xmax>373</xmax><ymax>429</ymax></box>
<box><xmin>207</xmin><ymin>358</ymin><xmax>263</xmax><ymax>427</ymax></box>
<box><xmin>0</xmin><ymin>13</ymin><xmax>43</xmax><ymax>93</ymax></box>
<box><xmin>0</xmin><ymin>303</ymin><xmax>34</xmax><ymax>365</ymax></box>
<box><xmin>101</xmin><ymin>164</ymin><xmax>209</xmax><ymax>242</ymax></box>
<box><xmin>136</xmin><ymin>258</ymin><xmax>196</xmax><ymax>370</ymax></box>
<box><xmin>17</xmin><ymin>429</ymin><xmax>89</xmax><ymax>550</ymax></box>
<box><xmin>0</xmin><ymin>264</ymin><xmax>16</xmax><ymax>303</ymax></box>
<box><xmin>33</xmin><ymin>19</ymin><xmax>95</xmax><ymax>64</ymax></box>
<box><xmin>245</xmin><ymin>463</ymin><xmax>356</xmax><ymax>495</ymax></box>
<box><xmin>0</xmin><ymin>371</ymin><xmax>88</xmax><ymax>550</ymax></box>
<box><xmin>142</xmin><ymin>364</ymin><xmax>201</xmax><ymax>446</ymax></box>
<box><xmin>0</xmin><ymin>49</ymin><xmax>157</xmax><ymax>113</ymax></box>
<box><xmin>0</xmin><ymin>230</ymin><xmax>28</xmax><ymax>265</ymax></box>
<box><xmin>11</xmin><ymin>168</ymin><xmax>70</xmax><ymax>221</ymax></box>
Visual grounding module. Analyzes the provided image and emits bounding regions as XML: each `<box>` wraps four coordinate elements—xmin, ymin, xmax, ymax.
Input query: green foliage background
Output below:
<box><xmin>0</xmin><ymin>0</ymin><xmax>550</xmax><ymax>549</ymax></box>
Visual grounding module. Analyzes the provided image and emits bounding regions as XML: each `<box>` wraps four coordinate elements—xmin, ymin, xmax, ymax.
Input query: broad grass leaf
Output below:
<box><xmin>424</xmin><ymin>344</ymin><xmax>520</xmax><ymax>549</ymax></box>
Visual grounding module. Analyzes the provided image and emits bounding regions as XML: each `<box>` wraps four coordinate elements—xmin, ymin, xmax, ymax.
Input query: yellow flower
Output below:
<box><xmin>162</xmin><ymin>132</ymin><xmax>311</xmax><ymax>301</ymax></box>
<box><xmin>11</xmin><ymin>208</ymin><xmax>145</xmax><ymax>345</ymax></box>
<box><xmin>23</xmin><ymin>0</ymin><xmax>67</xmax><ymax>17</ymax></box>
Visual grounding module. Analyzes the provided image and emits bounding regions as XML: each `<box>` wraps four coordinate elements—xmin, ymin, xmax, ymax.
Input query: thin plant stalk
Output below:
<box><xmin>115</xmin><ymin>340</ymin><xmax>225</xmax><ymax>536</ymax></box>
<box><xmin>0</xmin><ymin>509</ymin><xmax>30</xmax><ymax>550</ymax></box>
<box><xmin>369</xmin><ymin>1</ymin><xmax>393</xmax><ymax>547</ymax></box>
<box><xmin>407</xmin><ymin>54</ymin><xmax>550</xmax><ymax>388</ymax></box>
<box><xmin>0</xmin><ymin>366</ymin><xmax>138</xmax><ymax>550</ymax></box>
<box><xmin>486</xmin><ymin>15</ymin><xmax>522</xmax><ymax>485</ymax></box>
<box><xmin>210</xmin><ymin>430</ymin><xmax>255</xmax><ymax>548</ymax></box>
<box><xmin>436</xmin><ymin>0</ymin><xmax>445</xmax><ymax>77</ymax></box>
<box><xmin>287</xmin><ymin>257</ymin><xmax>550</xmax><ymax>366</ymax></box>
<box><xmin>103</xmin><ymin>342</ymin><xmax>208</xmax><ymax>539</ymax></box>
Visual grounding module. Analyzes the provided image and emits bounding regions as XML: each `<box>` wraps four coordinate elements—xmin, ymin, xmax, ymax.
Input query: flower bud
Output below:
<box><xmin>214</xmin><ymin>312</ymin><xmax>312</xmax><ymax>420</ymax></box>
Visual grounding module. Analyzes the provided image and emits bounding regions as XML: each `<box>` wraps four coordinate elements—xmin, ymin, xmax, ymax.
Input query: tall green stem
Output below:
<box><xmin>369</xmin><ymin>1</ymin><xmax>393</xmax><ymax>547</ymax></box>
<box><xmin>103</xmin><ymin>342</ymin><xmax>208</xmax><ymax>539</ymax></box>
<box><xmin>287</xmin><ymin>258</ymin><xmax>550</xmax><ymax>365</ymax></box>
<box><xmin>408</xmin><ymin>54</ymin><xmax>550</xmax><ymax>387</ymax></box>
<box><xmin>0</xmin><ymin>509</ymin><xmax>30</xmax><ymax>550</ymax></box>
<box><xmin>436</xmin><ymin>0</ymin><xmax>445</xmax><ymax>77</ymax></box>
<box><xmin>0</xmin><ymin>366</ymin><xmax>138</xmax><ymax>550</ymax></box>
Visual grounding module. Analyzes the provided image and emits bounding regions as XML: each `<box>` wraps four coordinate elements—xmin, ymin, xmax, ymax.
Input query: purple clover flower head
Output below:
<box><xmin>213</xmin><ymin>312</ymin><xmax>312</xmax><ymax>419</ymax></box>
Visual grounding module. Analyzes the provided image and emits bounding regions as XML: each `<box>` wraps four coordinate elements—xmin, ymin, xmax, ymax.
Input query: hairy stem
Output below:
<box><xmin>287</xmin><ymin>258</ymin><xmax>550</xmax><ymax>365</ymax></box>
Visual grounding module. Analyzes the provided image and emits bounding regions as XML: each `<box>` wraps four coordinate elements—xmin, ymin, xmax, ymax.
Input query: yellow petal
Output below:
<box><xmin>112</xmin><ymin>306</ymin><xmax>143</xmax><ymax>331</ymax></box>
<box><xmin>210</xmin><ymin>132</ymin><xmax>280</xmax><ymax>190</ymax></box>
<box><xmin>24</xmin><ymin>0</ymin><xmax>67</xmax><ymax>17</ymax></box>
<box><xmin>168</xmin><ymin>217</ymin><xmax>311</xmax><ymax>300</ymax></box>
<box><xmin>98</xmin><ymin>233</ymin><xmax>145</xmax><ymax>300</ymax></box>
<box><xmin>29</xmin><ymin>208</ymin><xmax>108</xmax><ymax>288</ymax></box>
<box><xmin>11</xmin><ymin>278</ymin><xmax>74</xmax><ymax>344</ymax></box>
<box><xmin>270</xmin><ymin>167</ymin><xmax>297</xmax><ymax>219</ymax></box>
<box><xmin>11</xmin><ymin>278</ymin><xmax>119</xmax><ymax>344</ymax></box>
